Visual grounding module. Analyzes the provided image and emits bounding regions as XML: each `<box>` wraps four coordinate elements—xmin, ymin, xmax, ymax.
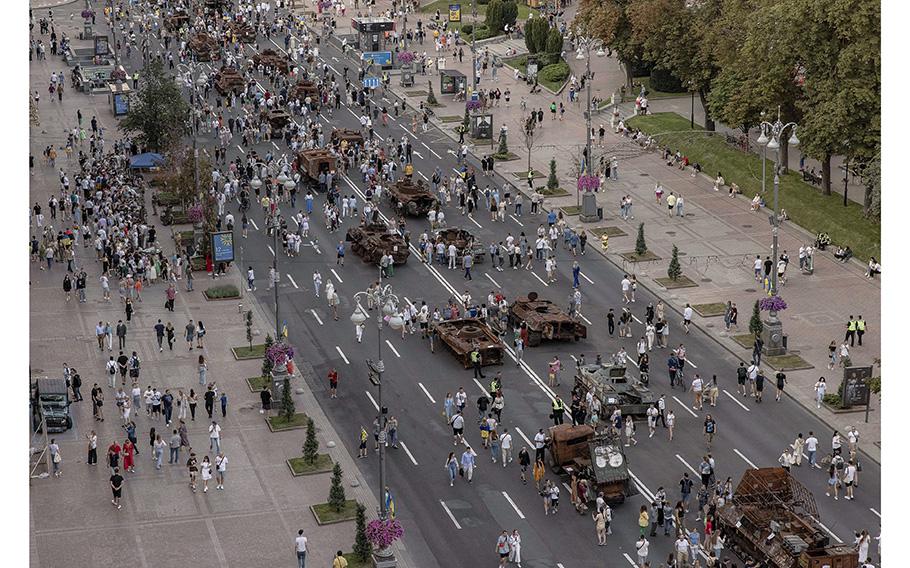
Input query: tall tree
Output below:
<box><xmin>119</xmin><ymin>60</ymin><xmax>190</xmax><ymax>153</ymax></box>
<box><xmin>573</xmin><ymin>0</ymin><xmax>641</xmax><ymax>89</ymax></box>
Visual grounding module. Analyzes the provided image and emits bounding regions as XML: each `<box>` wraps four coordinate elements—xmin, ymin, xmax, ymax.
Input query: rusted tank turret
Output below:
<box><xmin>214</xmin><ymin>67</ymin><xmax>246</xmax><ymax>96</ymax></box>
<box><xmin>509</xmin><ymin>292</ymin><xmax>587</xmax><ymax>346</ymax></box>
<box><xmin>433</xmin><ymin>318</ymin><xmax>504</xmax><ymax>368</ymax></box>
<box><xmin>388</xmin><ymin>178</ymin><xmax>438</xmax><ymax>217</ymax></box>
<box><xmin>345</xmin><ymin>222</ymin><xmax>410</xmax><ymax>265</ymax></box>
<box><xmin>188</xmin><ymin>33</ymin><xmax>221</xmax><ymax>62</ymax></box>
<box><xmin>253</xmin><ymin>49</ymin><xmax>289</xmax><ymax>74</ymax></box>
<box><xmin>434</xmin><ymin>228</ymin><xmax>485</xmax><ymax>263</ymax></box>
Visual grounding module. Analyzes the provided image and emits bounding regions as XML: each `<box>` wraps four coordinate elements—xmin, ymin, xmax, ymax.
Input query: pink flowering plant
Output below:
<box><xmin>465</xmin><ymin>99</ymin><xmax>484</xmax><ymax>112</ymax></box>
<box><xmin>187</xmin><ymin>204</ymin><xmax>205</xmax><ymax>224</ymax></box>
<box><xmin>366</xmin><ymin>519</ymin><xmax>404</xmax><ymax>549</ymax></box>
<box><xmin>397</xmin><ymin>51</ymin><xmax>416</xmax><ymax>65</ymax></box>
<box><xmin>81</xmin><ymin>9</ymin><xmax>95</xmax><ymax>19</ymax></box>
<box><xmin>759</xmin><ymin>295</ymin><xmax>788</xmax><ymax>312</ymax></box>
<box><xmin>577</xmin><ymin>174</ymin><xmax>599</xmax><ymax>192</ymax></box>
<box><xmin>266</xmin><ymin>342</ymin><xmax>295</xmax><ymax>367</ymax></box>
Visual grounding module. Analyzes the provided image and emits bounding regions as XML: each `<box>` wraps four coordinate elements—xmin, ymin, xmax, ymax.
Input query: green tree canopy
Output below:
<box><xmin>119</xmin><ymin>60</ymin><xmax>190</xmax><ymax>153</ymax></box>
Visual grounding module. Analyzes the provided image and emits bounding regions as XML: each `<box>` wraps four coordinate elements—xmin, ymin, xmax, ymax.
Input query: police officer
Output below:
<box><xmin>845</xmin><ymin>316</ymin><xmax>857</xmax><ymax>346</ymax></box>
<box><xmin>552</xmin><ymin>396</ymin><xmax>565</xmax><ymax>425</ymax></box>
<box><xmin>470</xmin><ymin>347</ymin><xmax>485</xmax><ymax>379</ymax></box>
<box><xmin>856</xmin><ymin>316</ymin><xmax>866</xmax><ymax>346</ymax></box>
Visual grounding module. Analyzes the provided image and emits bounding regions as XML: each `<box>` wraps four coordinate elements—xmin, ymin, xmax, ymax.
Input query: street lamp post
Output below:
<box><xmin>350</xmin><ymin>286</ymin><xmax>403</xmax><ymax>531</ymax></box>
<box><xmin>756</xmin><ymin>105</ymin><xmax>799</xmax><ymax>356</ymax></box>
<box><xmin>575</xmin><ymin>37</ymin><xmax>604</xmax><ymax>221</ymax></box>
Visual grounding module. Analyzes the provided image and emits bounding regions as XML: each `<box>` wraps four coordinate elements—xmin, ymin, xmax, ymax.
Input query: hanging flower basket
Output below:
<box><xmin>187</xmin><ymin>204</ymin><xmax>205</xmax><ymax>224</ymax></box>
<box><xmin>759</xmin><ymin>295</ymin><xmax>788</xmax><ymax>312</ymax></box>
<box><xmin>577</xmin><ymin>174</ymin><xmax>600</xmax><ymax>192</ymax></box>
<box><xmin>397</xmin><ymin>50</ymin><xmax>416</xmax><ymax>65</ymax></box>
<box><xmin>366</xmin><ymin>518</ymin><xmax>404</xmax><ymax>550</ymax></box>
<box><xmin>465</xmin><ymin>99</ymin><xmax>483</xmax><ymax>112</ymax></box>
<box><xmin>266</xmin><ymin>342</ymin><xmax>295</xmax><ymax>368</ymax></box>
<box><xmin>81</xmin><ymin>9</ymin><xmax>95</xmax><ymax>19</ymax></box>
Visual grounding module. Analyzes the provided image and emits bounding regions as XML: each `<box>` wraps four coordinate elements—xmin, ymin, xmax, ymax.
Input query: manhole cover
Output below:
<box><xmin>744</xmin><ymin>288</ymin><xmax>757</xmax><ymax>293</ymax></box>
<box><xmin>742</xmin><ymin>224</ymin><xmax>753</xmax><ymax>228</ymax></box>
<box><xmin>701</xmin><ymin>278</ymin><xmax>712</xmax><ymax>283</ymax></box>
<box><xmin>639</xmin><ymin>173</ymin><xmax>649</xmax><ymax>177</ymax></box>
<box><xmin>666</xmin><ymin>231</ymin><xmax>677</xmax><ymax>236</ymax></box>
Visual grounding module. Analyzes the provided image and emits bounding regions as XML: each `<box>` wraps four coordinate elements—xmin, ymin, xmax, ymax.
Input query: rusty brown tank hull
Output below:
<box><xmin>214</xmin><ymin>67</ymin><xmax>245</xmax><ymax>96</ymax></box>
<box><xmin>509</xmin><ymin>294</ymin><xmax>587</xmax><ymax>346</ymax></box>
<box><xmin>296</xmin><ymin>150</ymin><xmax>336</xmax><ymax>187</ymax></box>
<box><xmin>388</xmin><ymin>179</ymin><xmax>438</xmax><ymax>217</ymax></box>
<box><xmin>434</xmin><ymin>228</ymin><xmax>485</xmax><ymax>262</ymax></box>
<box><xmin>189</xmin><ymin>34</ymin><xmax>221</xmax><ymax>61</ymax></box>
<box><xmin>345</xmin><ymin>224</ymin><xmax>410</xmax><ymax>265</ymax></box>
<box><xmin>330</xmin><ymin>129</ymin><xmax>365</xmax><ymax>147</ymax></box>
<box><xmin>434</xmin><ymin>319</ymin><xmax>505</xmax><ymax>368</ymax></box>
<box><xmin>253</xmin><ymin>50</ymin><xmax>289</xmax><ymax>74</ymax></box>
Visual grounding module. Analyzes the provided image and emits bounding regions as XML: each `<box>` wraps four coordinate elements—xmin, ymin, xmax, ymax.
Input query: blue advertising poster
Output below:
<box><xmin>113</xmin><ymin>93</ymin><xmax>129</xmax><ymax>116</ymax></box>
<box><xmin>212</xmin><ymin>231</ymin><xmax>235</xmax><ymax>263</ymax></box>
<box><xmin>362</xmin><ymin>51</ymin><xmax>393</xmax><ymax>66</ymax></box>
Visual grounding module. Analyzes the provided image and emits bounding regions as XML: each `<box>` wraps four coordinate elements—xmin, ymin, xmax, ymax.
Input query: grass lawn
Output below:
<box><xmin>538</xmin><ymin>187</ymin><xmax>569</xmax><ymax>197</ymax></box>
<box><xmin>287</xmin><ymin>454</ymin><xmax>335</xmax><ymax>476</ymax></box>
<box><xmin>654</xmin><ymin>275</ymin><xmax>699</xmax><ymax>289</ymax></box>
<box><xmin>620</xmin><ymin>250</ymin><xmax>662</xmax><ymax>262</ymax></box>
<box><xmin>311</xmin><ymin>500</ymin><xmax>360</xmax><ymax>524</ymax></box>
<box><xmin>266</xmin><ymin>413</ymin><xmax>309</xmax><ymax>431</ymax></box>
<box><xmin>438</xmin><ymin>115</ymin><xmax>463</xmax><ymax>123</ymax></box>
<box><xmin>765</xmin><ymin>353</ymin><xmax>814</xmax><ymax>371</ymax></box>
<box><xmin>561</xmin><ymin>206</ymin><xmax>582</xmax><ymax>216</ymax></box>
<box><xmin>246</xmin><ymin>376</ymin><xmax>270</xmax><ymax>392</ymax></box>
<box><xmin>691</xmin><ymin>302</ymin><xmax>728</xmax><ymax>317</ymax></box>
<box><xmin>731</xmin><ymin>333</ymin><xmax>756</xmax><ymax>349</ymax></box>
<box><xmin>512</xmin><ymin>169</ymin><xmax>545</xmax><ymax>180</ymax></box>
<box><xmin>590</xmin><ymin>226</ymin><xmax>627</xmax><ymax>238</ymax></box>
<box><xmin>231</xmin><ymin>344</ymin><xmax>266</xmax><ymax>359</ymax></box>
<box><xmin>502</xmin><ymin>54</ymin><xmax>568</xmax><ymax>92</ymax></box>
<box><xmin>627</xmin><ymin>113</ymin><xmax>880</xmax><ymax>260</ymax></box>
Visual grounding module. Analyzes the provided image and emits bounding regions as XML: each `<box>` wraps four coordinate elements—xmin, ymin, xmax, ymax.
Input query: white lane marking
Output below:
<box><xmin>400</xmin><ymin>441</ymin><xmax>419</xmax><ymax>465</ymax></box>
<box><xmin>272</xmin><ymin>141</ymin><xmax>280</xmax><ymax>149</ymax></box>
<box><xmin>365</xmin><ymin>390</ymin><xmax>379</xmax><ymax>411</ymax></box>
<box><xmin>628</xmin><ymin>470</ymin><xmax>655</xmax><ymax>501</ymax></box>
<box><xmin>673</xmin><ymin>396</ymin><xmax>698</xmax><ymax>417</ymax></box>
<box><xmin>267</xmin><ymin>245</ymin><xmax>275</xmax><ymax>256</ymax></box>
<box><xmin>422</xmin><ymin>142</ymin><xmax>442</xmax><ymax>159</ymax></box>
<box><xmin>676</xmin><ymin>454</ymin><xmax>698</xmax><ymax>476</ymax></box>
<box><xmin>733</xmin><ymin>448</ymin><xmax>759</xmax><ymax>469</ymax></box>
<box><xmin>509</xmin><ymin>214</ymin><xmax>524</xmax><ymax>227</ymax></box>
<box><xmin>870</xmin><ymin>508</ymin><xmax>881</xmax><ymax>518</ymax></box>
<box><xmin>623</xmin><ymin>553</ymin><xmax>637</xmax><ymax>566</ymax></box>
<box><xmin>530</xmin><ymin>271</ymin><xmax>550</xmax><ymax>287</ymax></box>
<box><xmin>484</xmin><ymin>273</ymin><xmax>501</xmax><ymax>288</ymax></box>
<box><xmin>247</xmin><ymin>43</ymin><xmax>258</xmax><ymax>53</ymax></box>
<box><xmin>625</xmin><ymin>355</ymin><xmax>640</xmax><ymax>369</ymax></box>
<box><xmin>346</xmin><ymin>107</ymin><xmax>359</xmax><ymax>120</ymax></box>
<box><xmin>310</xmin><ymin>310</ymin><xmax>324</xmax><ymax>325</ymax></box>
<box><xmin>723</xmin><ymin>389</ymin><xmax>751</xmax><ymax>412</ymax></box>
<box><xmin>557</xmin><ymin>564</ymin><xmax>565</xmax><ymax>568</ymax></box>
<box><xmin>374</xmin><ymin>131</ymin><xmax>384</xmax><ymax>141</ymax></box>
<box><xmin>331</xmin><ymin>56</ymin><xmax>339</xmax><ymax>62</ymax></box>
<box><xmin>472</xmin><ymin>378</ymin><xmax>487</xmax><ymax>395</ymax></box>
<box><xmin>580</xmin><ymin>271</ymin><xmax>594</xmax><ymax>284</ymax></box>
<box><xmin>385</xmin><ymin>339</ymin><xmax>401</xmax><ymax>358</ymax></box>
<box><xmin>631</xmin><ymin>313</ymin><xmax>643</xmax><ymax>324</ymax></box>
<box><xmin>418</xmin><ymin>382</ymin><xmax>436</xmax><ymax>403</ymax></box>
<box><xmin>330</xmin><ymin>268</ymin><xmax>344</xmax><ymax>283</ymax></box>
<box><xmin>268</xmin><ymin>38</ymin><xmax>287</xmax><ymax>54</ymax></box>
<box><xmin>413</xmin><ymin>150</ymin><xmax>424</xmax><ymax>159</ymax></box>
<box><xmin>418</xmin><ymin>171</ymin><xmax>429</xmax><ymax>181</ymax></box>
<box><xmin>440</xmin><ymin>501</ymin><xmax>462</xmax><ymax>529</ymax></box>
<box><xmin>579</xmin><ymin>314</ymin><xmax>593</xmax><ymax>326</ymax></box>
<box><xmin>335</xmin><ymin>346</ymin><xmax>350</xmax><ymax>364</ymax></box>
<box><xmin>686</xmin><ymin>358</ymin><xmax>699</xmax><ymax>369</ymax></box>
<box><xmin>815</xmin><ymin>519</ymin><xmax>844</xmax><ymax>543</ymax></box>
<box><xmin>468</xmin><ymin>216</ymin><xmax>483</xmax><ymax>229</ymax></box>
<box><xmin>287</xmin><ymin>274</ymin><xmax>299</xmax><ymax>288</ymax></box>
<box><xmin>514</xmin><ymin>427</ymin><xmax>533</xmax><ymax>448</ymax></box>
<box><xmin>249</xmin><ymin>218</ymin><xmax>260</xmax><ymax>230</ymax></box>
<box><xmin>502</xmin><ymin>491</ymin><xmax>525</xmax><ymax>519</ymax></box>
<box><xmin>310</xmin><ymin>240</ymin><xmax>323</xmax><ymax>254</ymax></box>
<box><xmin>237</xmin><ymin>144</ymin><xmax>246</xmax><ymax>154</ymax></box>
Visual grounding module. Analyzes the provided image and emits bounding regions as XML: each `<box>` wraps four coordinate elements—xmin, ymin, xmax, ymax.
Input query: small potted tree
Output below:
<box><xmin>367</xmin><ymin>517</ymin><xmax>404</xmax><ymax>565</ymax></box>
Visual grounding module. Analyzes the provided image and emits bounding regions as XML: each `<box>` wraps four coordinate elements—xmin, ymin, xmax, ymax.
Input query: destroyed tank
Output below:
<box><xmin>433</xmin><ymin>318</ymin><xmax>505</xmax><ymax>368</ymax></box>
<box><xmin>508</xmin><ymin>292</ymin><xmax>587</xmax><ymax>346</ymax></box>
<box><xmin>330</xmin><ymin>128</ymin><xmax>365</xmax><ymax>148</ymax></box>
<box><xmin>345</xmin><ymin>222</ymin><xmax>410</xmax><ymax>265</ymax></box>
<box><xmin>262</xmin><ymin>108</ymin><xmax>293</xmax><ymax>131</ymax></box>
<box><xmin>229</xmin><ymin>21</ymin><xmax>257</xmax><ymax>43</ymax></box>
<box><xmin>574</xmin><ymin>363</ymin><xmax>654</xmax><ymax>417</ymax></box>
<box><xmin>547</xmin><ymin>425</ymin><xmax>631</xmax><ymax>505</ymax></box>
<box><xmin>296</xmin><ymin>149</ymin><xmax>336</xmax><ymax>189</ymax></box>
<box><xmin>289</xmin><ymin>80</ymin><xmax>320</xmax><ymax>103</ymax></box>
<box><xmin>163</xmin><ymin>12</ymin><xmax>190</xmax><ymax>32</ymax></box>
<box><xmin>434</xmin><ymin>228</ymin><xmax>486</xmax><ymax>263</ymax></box>
<box><xmin>188</xmin><ymin>33</ymin><xmax>221</xmax><ymax>61</ymax></box>
<box><xmin>253</xmin><ymin>49</ymin><xmax>289</xmax><ymax>74</ymax></box>
<box><xmin>388</xmin><ymin>178</ymin><xmax>438</xmax><ymax>217</ymax></box>
<box><xmin>214</xmin><ymin>67</ymin><xmax>246</xmax><ymax>96</ymax></box>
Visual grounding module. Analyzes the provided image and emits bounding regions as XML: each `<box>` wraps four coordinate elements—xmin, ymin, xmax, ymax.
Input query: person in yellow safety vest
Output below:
<box><xmin>845</xmin><ymin>316</ymin><xmax>857</xmax><ymax>347</ymax></box>
<box><xmin>856</xmin><ymin>316</ymin><xmax>866</xmax><ymax>346</ymax></box>
<box><xmin>551</xmin><ymin>396</ymin><xmax>565</xmax><ymax>425</ymax></box>
<box><xmin>471</xmin><ymin>349</ymin><xmax>485</xmax><ymax>380</ymax></box>
<box><xmin>489</xmin><ymin>375</ymin><xmax>501</xmax><ymax>398</ymax></box>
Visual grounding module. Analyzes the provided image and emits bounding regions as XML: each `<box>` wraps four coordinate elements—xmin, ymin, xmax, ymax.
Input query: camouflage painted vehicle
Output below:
<box><xmin>345</xmin><ymin>222</ymin><xmax>410</xmax><ymax>265</ymax></box>
<box><xmin>574</xmin><ymin>363</ymin><xmax>654</xmax><ymax>417</ymax></box>
<box><xmin>434</xmin><ymin>228</ymin><xmax>485</xmax><ymax>263</ymax></box>
<box><xmin>547</xmin><ymin>425</ymin><xmax>631</xmax><ymax>505</ymax></box>
<box><xmin>188</xmin><ymin>33</ymin><xmax>221</xmax><ymax>61</ymax></box>
<box><xmin>388</xmin><ymin>178</ymin><xmax>438</xmax><ymax>217</ymax></box>
<box><xmin>508</xmin><ymin>292</ymin><xmax>587</xmax><ymax>346</ymax></box>
<box><xmin>214</xmin><ymin>67</ymin><xmax>246</xmax><ymax>96</ymax></box>
<box><xmin>253</xmin><ymin>49</ymin><xmax>289</xmax><ymax>74</ymax></box>
<box><xmin>433</xmin><ymin>318</ymin><xmax>504</xmax><ymax>368</ymax></box>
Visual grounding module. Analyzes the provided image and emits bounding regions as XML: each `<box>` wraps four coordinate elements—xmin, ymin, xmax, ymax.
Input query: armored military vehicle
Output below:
<box><xmin>575</xmin><ymin>363</ymin><xmax>654</xmax><ymax>417</ymax></box>
<box><xmin>434</xmin><ymin>318</ymin><xmax>504</xmax><ymax>368</ymax></box>
<box><xmin>345</xmin><ymin>222</ymin><xmax>410</xmax><ymax>265</ymax></box>
<box><xmin>508</xmin><ymin>292</ymin><xmax>587</xmax><ymax>346</ymax></box>
<box><xmin>434</xmin><ymin>228</ymin><xmax>485</xmax><ymax>263</ymax></box>
<box><xmin>547</xmin><ymin>425</ymin><xmax>631</xmax><ymax>504</ymax></box>
<box><xmin>387</xmin><ymin>178</ymin><xmax>438</xmax><ymax>217</ymax></box>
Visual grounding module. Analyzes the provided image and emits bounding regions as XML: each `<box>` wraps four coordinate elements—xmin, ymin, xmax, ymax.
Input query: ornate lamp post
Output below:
<box><xmin>756</xmin><ymin>106</ymin><xmax>799</xmax><ymax>355</ymax></box>
<box><xmin>575</xmin><ymin>37</ymin><xmax>605</xmax><ymax>221</ymax></box>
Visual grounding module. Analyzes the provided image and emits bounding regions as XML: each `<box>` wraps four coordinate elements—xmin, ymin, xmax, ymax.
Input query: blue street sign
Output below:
<box><xmin>362</xmin><ymin>51</ymin><xmax>393</xmax><ymax>66</ymax></box>
<box><xmin>363</xmin><ymin>76</ymin><xmax>381</xmax><ymax>89</ymax></box>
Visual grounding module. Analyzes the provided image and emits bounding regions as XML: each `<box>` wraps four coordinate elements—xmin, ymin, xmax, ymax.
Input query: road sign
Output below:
<box><xmin>362</xmin><ymin>51</ymin><xmax>393</xmax><ymax>66</ymax></box>
<box><xmin>449</xmin><ymin>3</ymin><xmax>461</xmax><ymax>22</ymax></box>
<box><xmin>363</xmin><ymin>76</ymin><xmax>381</xmax><ymax>89</ymax></box>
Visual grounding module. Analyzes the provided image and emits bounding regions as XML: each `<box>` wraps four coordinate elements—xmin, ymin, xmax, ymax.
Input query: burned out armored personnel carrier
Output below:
<box><xmin>262</xmin><ymin>108</ymin><xmax>293</xmax><ymax>131</ymax></box>
<box><xmin>574</xmin><ymin>363</ymin><xmax>654</xmax><ymax>417</ymax></box>
<box><xmin>509</xmin><ymin>292</ymin><xmax>587</xmax><ymax>346</ymax></box>
<box><xmin>547</xmin><ymin>425</ymin><xmax>631</xmax><ymax>505</ymax></box>
<box><xmin>433</xmin><ymin>318</ymin><xmax>504</xmax><ymax>368</ymax></box>
<box><xmin>214</xmin><ymin>67</ymin><xmax>246</xmax><ymax>96</ymax></box>
<box><xmin>164</xmin><ymin>12</ymin><xmax>190</xmax><ymax>32</ymax></box>
<box><xmin>716</xmin><ymin>468</ymin><xmax>859</xmax><ymax>568</ymax></box>
<box><xmin>189</xmin><ymin>33</ymin><xmax>221</xmax><ymax>61</ymax></box>
<box><xmin>345</xmin><ymin>222</ymin><xmax>410</xmax><ymax>265</ymax></box>
<box><xmin>388</xmin><ymin>178</ymin><xmax>438</xmax><ymax>217</ymax></box>
<box><xmin>434</xmin><ymin>228</ymin><xmax>485</xmax><ymax>263</ymax></box>
<box><xmin>289</xmin><ymin>80</ymin><xmax>320</xmax><ymax>102</ymax></box>
<box><xmin>228</xmin><ymin>21</ymin><xmax>257</xmax><ymax>43</ymax></box>
<box><xmin>253</xmin><ymin>49</ymin><xmax>289</xmax><ymax>74</ymax></box>
<box><xmin>330</xmin><ymin>128</ymin><xmax>365</xmax><ymax>148</ymax></box>
<box><xmin>295</xmin><ymin>149</ymin><xmax>336</xmax><ymax>190</ymax></box>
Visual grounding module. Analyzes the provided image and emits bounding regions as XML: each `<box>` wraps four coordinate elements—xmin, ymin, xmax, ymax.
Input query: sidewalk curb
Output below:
<box><xmin>317</xmin><ymin>21</ymin><xmax>882</xmax><ymax>466</ymax></box>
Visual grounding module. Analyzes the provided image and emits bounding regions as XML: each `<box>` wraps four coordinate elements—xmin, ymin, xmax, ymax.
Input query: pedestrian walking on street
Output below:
<box><xmin>209</xmin><ymin>421</ymin><xmax>222</xmax><ymax>453</ymax></box>
<box><xmin>165</xmin><ymin>322</ymin><xmax>175</xmax><ymax>350</ymax></box>
<box><xmin>295</xmin><ymin>529</ymin><xmax>308</xmax><ymax>568</ymax></box>
<box><xmin>187</xmin><ymin>452</ymin><xmax>199</xmax><ymax>492</ymax></box>
<box><xmin>198</xmin><ymin>355</ymin><xmax>208</xmax><ymax>385</ymax></box>
<box><xmin>445</xmin><ymin>452</ymin><xmax>458</xmax><ymax>486</ymax></box>
<box><xmin>188</xmin><ymin>390</ymin><xmax>198</xmax><ymax>421</ymax></box>
<box><xmin>635</xmin><ymin>535</ymin><xmax>650</xmax><ymax>567</ymax></box>
<box><xmin>814</xmin><ymin>377</ymin><xmax>827</xmax><ymax>409</ymax></box>
<box><xmin>109</xmin><ymin>467</ymin><xmax>124</xmax><ymax>510</ymax></box>
<box><xmin>704</xmin><ymin>414</ymin><xmax>717</xmax><ymax>449</ymax></box>
<box><xmin>496</xmin><ymin>530</ymin><xmax>511</xmax><ymax>567</ymax></box>
<box><xmin>185</xmin><ymin>320</ymin><xmax>196</xmax><ymax>350</ymax></box>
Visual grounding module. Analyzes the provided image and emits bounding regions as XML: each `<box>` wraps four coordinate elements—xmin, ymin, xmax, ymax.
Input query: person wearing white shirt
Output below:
<box><xmin>635</xmin><ymin>536</ymin><xmax>649</xmax><ymax>567</ymax></box>
<box><xmin>621</xmin><ymin>275</ymin><xmax>632</xmax><ymax>303</ymax></box>
<box><xmin>682</xmin><ymin>304</ymin><xmax>694</xmax><ymax>334</ymax></box>
<box><xmin>534</xmin><ymin>429</ymin><xmax>547</xmax><ymax>462</ymax></box>
<box><xmin>843</xmin><ymin>461</ymin><xmax>857</xmax><ymax>500</ymax></box>
<box><xmin>294</xmin><ymin>530</ymin><xmax>308</xmax><ymax>568</ymax></box>
<box><xmin>209</xmin><ymin>421</ymin><xmax>222</xmax><ymax>454</ymax></box>
<box><xmin>499</xmin><ymin>429</ymin><xmax>513</xmax><ymax>466</ymax></box>
<box><xmin>805</xmin><ymin>432</ymin><xmax>820</xmax><ymax>468</ymax></box>
<box><xmin>215</xmin><ymin>453</ymin><xmax>228</xmax><ymax>490</ymax></box>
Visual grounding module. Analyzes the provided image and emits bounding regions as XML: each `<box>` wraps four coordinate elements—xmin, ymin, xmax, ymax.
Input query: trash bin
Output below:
<box><xmin>782</xmin><ymin>335</ymin><xmax>788</xmax><ymax>350</ymax></box>
<box><xmin>597</xmin><ymin>207</ymin><xmax>603</xmax><ymax>220</ymax></box>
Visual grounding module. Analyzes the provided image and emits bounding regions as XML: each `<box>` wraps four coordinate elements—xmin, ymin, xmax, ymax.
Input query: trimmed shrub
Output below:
<box><xmin>545</xmin><ymin>28</ymin><xmax>563</xmax><ymax>55</ymax></box>
<box><xmin>460</xmin><ymin>23</ymin><xmax>474</xmax><ymax>35</ymax></box>
<box><xmin>537</xmin><ymin>61</ymin><xmax>570</xmax><ymax>85</ymax></box>
<box><xmin>204</xmin><ymin>284</ymin><xmax>240</xmax><ymax>299</ymax></box>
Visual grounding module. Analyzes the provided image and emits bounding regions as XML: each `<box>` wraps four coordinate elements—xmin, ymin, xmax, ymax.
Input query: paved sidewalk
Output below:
<box><xmin>29</xmin><ymin>8</ymin><xmax>415</xmax><ymax>567</ymax></box>
<box><xmin>320</xmin><ymin>0</ymin><xmax>882</xmax><ymax>459</ymax></box>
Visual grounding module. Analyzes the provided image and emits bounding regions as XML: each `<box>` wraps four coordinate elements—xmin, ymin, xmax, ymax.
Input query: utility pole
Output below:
<box><xmin>470</xmin><ymin>0</ymin><xmax>477</xmax><ymax>95</ymax></box>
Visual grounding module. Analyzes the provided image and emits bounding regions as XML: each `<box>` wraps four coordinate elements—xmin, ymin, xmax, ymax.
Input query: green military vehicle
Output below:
<box><xmin>547</xmin><ymin>424</ymin><xmax>632</xmax><ymax>505</ymax></box>
<box><xmin>575</xmin><ymin>363</ymin><xmax>655</xmax><ymax>417</ymax></box>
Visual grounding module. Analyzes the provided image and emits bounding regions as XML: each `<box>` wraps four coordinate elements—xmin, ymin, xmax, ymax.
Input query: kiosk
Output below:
<box><xmin>108</xmin><ymin>83</ymin><xmax>132</xmax><ymax>116</ymax></box>
<box><xmin>440</xmin><ymin>69</ymin><xmax>466</xmax><ymax>95</ymax></box>
<box><xmin>352</xmin><ymin>17</ymin><xmax>395</xmax><ymax>69</ymax></box>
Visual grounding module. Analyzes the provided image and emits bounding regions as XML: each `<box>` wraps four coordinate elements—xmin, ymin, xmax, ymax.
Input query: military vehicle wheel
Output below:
<box><xmin>65</xmin><ymin>416</ymin><xmax>73</xmax><ymax>429</ymax></box>
<box><xmin>528</xmin><ymin>330</ymin><xmax>542</xmax><ymax>347</ymax></box>
<box><xmin>406</xmin><ymin>202</ymin><xmax>418</xmax><ymax>216</ymax></box>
